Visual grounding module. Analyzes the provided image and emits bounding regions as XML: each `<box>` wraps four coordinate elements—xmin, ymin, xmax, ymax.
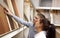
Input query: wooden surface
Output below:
<box><xmin>0</xmin><ymin>5</ymin><xmax>10</xmax><ymax>34</ymax></box>
<box><xmin>11</xmin><ymin>0</ymin><xmax>19</xmax><ymax>17</ymax></box>
<box><xmin>11</xmin><ymin>0</ymin><xmax>21</xmax><ymax>27</ymax></box>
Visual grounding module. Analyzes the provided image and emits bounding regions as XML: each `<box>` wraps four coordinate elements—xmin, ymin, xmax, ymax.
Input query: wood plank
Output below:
<box><xmin>11</xmin><ymin>0</ymin><xmax>21</xmax><ymax>27</ymax></box>
<box><xmin>0</xmin><ymin>5</ymin><xmax>10</xmax><ymax>34</ymax></box>
<box><xmin>4</xmin><ymin>0</ymin><xmax>20</xmax><ymax>29</ymax></box>
<box><xmin>11</xmin><ymin>0</ymin><xmax>19</xmax><ymax>17</ymax></box>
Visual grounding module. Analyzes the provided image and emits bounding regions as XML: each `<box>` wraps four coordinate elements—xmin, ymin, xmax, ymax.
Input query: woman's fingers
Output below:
<box><xmin>4</xmin><ymin>7</ymin><xmax>14</xmax><ymax>17</ymax></box>
<box><xmin>4</xmin><ymin>10</ymin><xmax>7</xmax><ymax>13</ymax></box>
<box><xmin>4</xmin><ymin>9</ymin><xmax>13</xmax><ymax>17</ymax></box>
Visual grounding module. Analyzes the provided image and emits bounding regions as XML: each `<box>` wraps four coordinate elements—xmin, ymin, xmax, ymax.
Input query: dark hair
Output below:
<box><xmin>37</xmin><ymin>13</ymin><xmax>56</xmax><ymax>38</ymax></box>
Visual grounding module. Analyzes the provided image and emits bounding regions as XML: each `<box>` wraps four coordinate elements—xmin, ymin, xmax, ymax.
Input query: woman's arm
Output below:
<box><xmin>11</xmin><ymin>15</ymin><xmax>32</xmax><ymax>27</ymax></box>
<box><xmin>4</xmin><ymin>11</ymin><xmax>32</xmax><ymax>27</ymax></box>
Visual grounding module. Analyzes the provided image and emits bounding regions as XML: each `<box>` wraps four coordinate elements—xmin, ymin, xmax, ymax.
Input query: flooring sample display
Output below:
<box><xmin>4</xmin><ymin>0</ymin><xmax>20</xmax><ymax>30</ymax></box>
<box><xmin>11</xmin><ymin>0</ymin><xmax>21</xmax><ymax>27</ymax></box>
<box><xmin>11</xmin><ymin>0</ymin><xmax>19</xmax><ymax>17</ymax></box>
<box><xmin>0</xmin><ymin>5</ymin><xmax>10</xmax><ymax>34</ymax></box>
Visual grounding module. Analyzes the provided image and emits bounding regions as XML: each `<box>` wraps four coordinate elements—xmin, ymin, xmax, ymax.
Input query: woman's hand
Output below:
<box><xmin>4</xmin><ymin>8</ymin><xmax>13</xmax><ymax>17</ymax></box>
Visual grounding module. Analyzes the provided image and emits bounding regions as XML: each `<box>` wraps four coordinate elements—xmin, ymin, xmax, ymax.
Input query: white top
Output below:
<box><xmin>34</xmin><ymin>31</ymin><xmax>46</xmax><ymax>38</ymax></box>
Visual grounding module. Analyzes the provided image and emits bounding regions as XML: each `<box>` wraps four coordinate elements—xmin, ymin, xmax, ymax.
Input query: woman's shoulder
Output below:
<box><xmin>34</xmin><ymin>31</ymin><xmax>46</xmax><ymax>38</ymax></box>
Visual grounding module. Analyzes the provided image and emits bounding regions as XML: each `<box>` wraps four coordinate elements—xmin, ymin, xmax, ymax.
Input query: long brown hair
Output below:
<box><xmin>37</xmin><ymin>13</ymin><xmax>56</xmax><ymax>38</ymax></box>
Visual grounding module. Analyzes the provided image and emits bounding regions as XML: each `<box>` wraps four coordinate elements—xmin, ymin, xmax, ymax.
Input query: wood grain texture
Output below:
<box><xmin>0</xmin><ymin>5</ymin><xmax>10</xmax><ymax>34</ymax></box>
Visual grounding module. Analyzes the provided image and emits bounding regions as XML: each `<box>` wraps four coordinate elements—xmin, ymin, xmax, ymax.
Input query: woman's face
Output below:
<box><xmin>33</xmin><ymin>15</ymin><xmax>40</xmax><ymax>24</ymax></box>
<box><xmin>33</xmin><ymin>15</ymin><xmax>43</xmax><ymax>28</ymax></box>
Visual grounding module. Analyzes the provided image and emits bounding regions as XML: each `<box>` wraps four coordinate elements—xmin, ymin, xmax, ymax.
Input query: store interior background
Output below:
<box><xmin>0</xmin><ymin>0</ymin><xmax>60</xmax><ymax>38</ymax></box>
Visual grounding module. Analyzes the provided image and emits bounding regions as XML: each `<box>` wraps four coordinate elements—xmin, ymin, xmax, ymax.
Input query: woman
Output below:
<box><xmin>4</xmin><ymin>10</ymin><xmax>56</xmax><ymax>38</ymax></box>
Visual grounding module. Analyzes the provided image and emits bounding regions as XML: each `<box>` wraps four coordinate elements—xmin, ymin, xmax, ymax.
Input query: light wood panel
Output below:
<box><xmin>11</xmin><ymin>0</ymin><xmax>19</xmax><ymax>17</ymax></box>
<box><xmin>4</xmin><ymin>0</ymin><xmax>20</xmax><ymax>30</ymax></box>
<box><xmin>11</xmin><ymin>0</ymin><xmax>21</xmax><ymax>27</ymax></box>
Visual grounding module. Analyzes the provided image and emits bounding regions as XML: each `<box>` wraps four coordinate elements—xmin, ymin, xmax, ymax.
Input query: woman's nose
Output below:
<box><xmin>33</xmin><ymin>18</ymin><xmax>36</xmax><ymax>21</ymax></box>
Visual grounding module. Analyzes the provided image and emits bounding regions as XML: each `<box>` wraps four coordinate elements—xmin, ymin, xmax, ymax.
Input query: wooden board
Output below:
<box><xmin>0</xmin><ymin>5</ymin><xmax>10</xmax><ymax>34</ymax></box>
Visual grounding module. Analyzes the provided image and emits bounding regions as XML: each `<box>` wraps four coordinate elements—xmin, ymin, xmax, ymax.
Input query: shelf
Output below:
<box><xmin>51</xmin><ymin>7</ymin><xmax>60</xmax><ymax>10</ymax></box>
<box><xmin>54</xmin><ymin>24</ymin><xmax>60</xmax><ymax>26</ymax></box>
<box><xmin>36</xmin><ymin>7</ymin><xmax>51</xmax><ymax>10</ymax></box>
<box><xmin>56</xmin><ymin>27</ymin><xmax>60</xmax><ymax>34</ymax></box>
<box><xmin>36</xmin><ymin>9</ymin><xmax>60</xmax><ymax>26</ymax></box>
<box><xmin>0</xmin><ymin>26</ymin><xmax>27</xmax><ymax>38</ymax></box>
<box><xmin>36</xmin><ymin>7</ymin><xmax>60</xmax><ymax>10</ymax></box>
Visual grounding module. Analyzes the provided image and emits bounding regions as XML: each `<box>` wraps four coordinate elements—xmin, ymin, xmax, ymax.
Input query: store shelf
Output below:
<box><xmin>36</xmin><ymin>7</ymin><xmax>60</xmax><ymax>10</ymax></box>
<box><xmin>0</xmin><ymin>26</ymin><xmax>27</xmax><ymax>38</ymax></box>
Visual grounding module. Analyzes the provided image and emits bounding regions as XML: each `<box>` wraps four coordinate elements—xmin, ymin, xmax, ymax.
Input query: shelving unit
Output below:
<box><xmin>34</xmin><ymin>0</ymin><xmax>60</xmax><ymax>26</ymax></box>
<box><xmin>0</xmin><ymin>0</ymin><xmax>35</xmax><ymax>38</ymax></box>
<box><xmin>0</xmin><ymin>4</ymin><xmax>10</xmax><ymax>35</ymax></box>
<box><xmin>0</xmin><ymin>0</ymin><xmax>22</xmax><ymax>35</ymax></box>
<box><xmin>39</xmin><ymin>0</ymin><xmax>52</xmax><ymax>7</ymax></box>
<box><xmin>36</xmin><ymin>7</ymin><xmax>60</xmax><ymax>10</ymax></box>
<box><xmin>36</xmin><ymin>9</ymin><xmax>60</xmax><ymax>26</ymax></box>
<box><xmin>39</xmin><ymin>0</ymin><xmax>60</xmax><ymax>7</ymax></box>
